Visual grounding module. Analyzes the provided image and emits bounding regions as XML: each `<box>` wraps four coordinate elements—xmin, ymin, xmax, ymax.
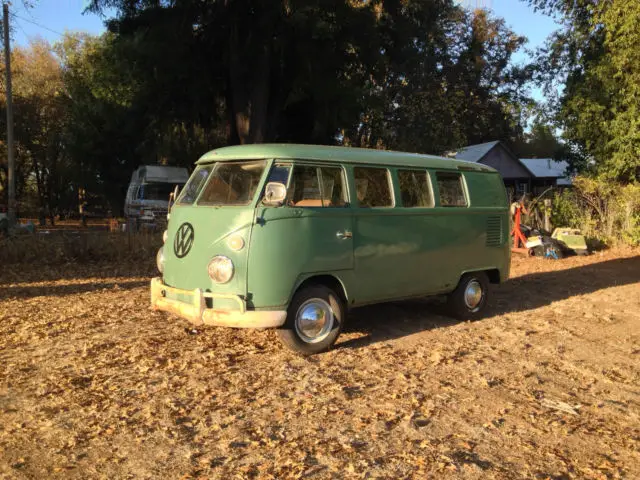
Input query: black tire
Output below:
<box><xmin>446</xmin><ymin>272</ymin><xmax>490</xmax><ymax>320</ymax></box>
<box><xmin>532</xmin><ymin>245</ymin><xmax>545</xmax><ymax>257</ymax></box>
<box><xmin>276</xmin><ymin>285</ymin><xmax>344</xmax><ymax>356</ymax></box>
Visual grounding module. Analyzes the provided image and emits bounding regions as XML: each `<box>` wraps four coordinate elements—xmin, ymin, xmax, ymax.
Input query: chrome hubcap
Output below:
<box><xmin>464</xmin><ymin>280</ymin><xmax>483</xmax><ymax>310</ymax></box>
<box><xmin>295</xmin><ymin>299</ymin><xmax>334</xmax><ymax>344</ymax></box>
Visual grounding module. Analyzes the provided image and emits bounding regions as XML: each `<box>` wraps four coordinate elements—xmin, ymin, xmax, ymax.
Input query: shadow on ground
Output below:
<box><xmin>0</xmin><ymin>279</ymin><xmax>150</xmax><ymax>300</ymax></box>
<box><xmin>0</xmin><ymin>263</ymin><xmax>156</xmax><ymax>285</ymax></box>
<box><xmin>339</xmin><ymin>255</ymin><xmax>640</xmax><ymax>350</ymax></box>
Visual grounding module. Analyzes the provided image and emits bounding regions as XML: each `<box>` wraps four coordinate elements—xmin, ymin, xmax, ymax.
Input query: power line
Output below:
<box><xmin>10</xmin><ymin>12</ymin><xmax>64</xmax><ymax>37</ymax></box>
<box><xmin>11</xmin><ymin>16</ymin><xmax>30</xmax><ymax>41</ymax></box>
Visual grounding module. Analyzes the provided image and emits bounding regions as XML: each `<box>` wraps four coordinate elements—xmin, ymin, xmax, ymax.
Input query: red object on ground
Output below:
<box><xmin>511</xmin><ymin>202</ymin><xmax>528</xmax><ymax>249</ymax></box>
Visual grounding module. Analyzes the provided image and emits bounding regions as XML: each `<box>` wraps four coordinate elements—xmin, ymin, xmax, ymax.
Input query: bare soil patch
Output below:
<box><xmin>1</xmin><ymin>250</ymin><xmax>639</xmax><ymax>479</ymax></box>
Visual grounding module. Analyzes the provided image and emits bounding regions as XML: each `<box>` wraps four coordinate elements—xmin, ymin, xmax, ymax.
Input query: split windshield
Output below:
<box><xmin>177</xmin><ymin>160</ymin><xmax>267</xmax><ymax>206</ymax></box>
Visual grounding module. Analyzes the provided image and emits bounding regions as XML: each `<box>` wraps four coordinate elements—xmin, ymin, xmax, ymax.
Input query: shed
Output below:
<box><xmin>447</xmin><ymin>142</ymin><xmax>573</xmax><ymax>199</ymax></box>
<box><xmin>519</xmin><ymin>158</ymin><xmax>572</xmax><ymax>187</ymax></box>
<box><xmin>446</xmin><ymin>141</ymin><xmax>533</xmax><ymax>199</ymax></box>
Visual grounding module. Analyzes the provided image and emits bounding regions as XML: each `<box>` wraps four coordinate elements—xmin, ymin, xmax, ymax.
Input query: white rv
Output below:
<box><xmin>125</xmin><ymin>165</ymin><xmax>189</xmax><ymax>230</ymax></box>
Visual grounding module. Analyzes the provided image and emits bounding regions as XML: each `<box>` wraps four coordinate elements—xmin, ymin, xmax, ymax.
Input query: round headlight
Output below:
<box><xmin>208</xmin><ymin>256</ymin><xmax>234</xmax><ymax>283</ymax></box>
<box><xmin>156</xmin><ymin>247</ymin><xmax>165</xmax><ymax>274</ymax></box>
<box><xmin>162</xmin><ymin>229</ymin><xmax>168</xmax><ymax>243</ymax></box>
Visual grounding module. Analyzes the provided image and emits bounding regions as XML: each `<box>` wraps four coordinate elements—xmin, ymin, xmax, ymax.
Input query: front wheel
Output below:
<box><xmin>446</xmin><ymin>272</ymin><xmax>490</xmax><ymax>320</ymax></box>
<box><xmin>276</xmin><ymin>285</ymin><xmax>344</xmax><ymax>355</ymax></box>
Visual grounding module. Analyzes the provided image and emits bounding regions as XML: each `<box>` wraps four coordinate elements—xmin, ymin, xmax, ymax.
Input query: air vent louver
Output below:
<box><xmin>486</xmin><ymin>216</ymin><xmax>502</xmax><ymax>247</ymax></box>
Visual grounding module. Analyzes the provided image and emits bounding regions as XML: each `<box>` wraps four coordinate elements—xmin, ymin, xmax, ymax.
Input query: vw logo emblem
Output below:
<box><xmin>174</xmin><ymin>223</ymin><xmax>194</xmax><ymax>258</ymax></box>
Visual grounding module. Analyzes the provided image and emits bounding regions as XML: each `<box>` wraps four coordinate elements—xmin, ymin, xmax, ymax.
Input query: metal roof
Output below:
<box><xmin>133</xmin><ymin>165</ymin><xmax>190</xmax><ymax>183</ymax></box>
<box><xmin>196</xmin><ymin>144</ymin><xmax>497</xmax><ymax>173</ymax></box>
<box><xmin>448</xmin><ymin>141</ymin><xmax>500</xmax><ymax>163</ymax></box>
<box><xmin>519</xmin><ymin>158</ymin><xmax>572</xmax><ymax>185</ymax></box>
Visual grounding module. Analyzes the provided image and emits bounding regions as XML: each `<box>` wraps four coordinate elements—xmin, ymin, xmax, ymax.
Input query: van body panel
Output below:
<box><xmin>162</xmin><ymin>205</ymin><xmax>255</xmax><ymax>296</ymax></box>
<box><xmin>247</xmin><ymin>206</ymin><xmax>354</xmax><ymax>309</ymax></box>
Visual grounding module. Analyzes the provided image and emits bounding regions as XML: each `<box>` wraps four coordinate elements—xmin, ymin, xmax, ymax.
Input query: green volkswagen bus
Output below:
<box><xmin>151</xmin><ymin>144</ymin><xmax>510</xmax><ymax>354</ymax></box>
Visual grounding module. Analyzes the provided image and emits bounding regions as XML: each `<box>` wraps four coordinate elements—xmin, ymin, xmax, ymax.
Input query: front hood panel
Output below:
<box><xmin>162</xmin><ymin>205</ymin><xmax>254</xmax><ymax>294</ymax></box>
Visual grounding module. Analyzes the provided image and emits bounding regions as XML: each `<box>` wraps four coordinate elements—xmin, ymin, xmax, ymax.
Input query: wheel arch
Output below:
<box><xmin>289</xmin><ymin>273</ymin><xmax>349</xmax><ymax>306</ymax></box>
<box><xmin>459</xmin><ymin>267</ymin><xmax>501</xmax><ymax>285</ymax></box>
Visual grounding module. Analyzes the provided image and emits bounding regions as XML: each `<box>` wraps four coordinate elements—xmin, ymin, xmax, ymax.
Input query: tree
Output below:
<box><xmin>512</xmin><ymin>116</ymin><xmax>564</xmax><ymax>159</ymax></box>
<box><xmin>0</xmin><ymin>39</ymin><xmax>70</xmax><ymax>220</ymax></box>
<box><xmin>343</xmin><ymin>6</ymin><xmax>532</xmax><ymax>155</ymax></box>
<box><xmin>529</xmin><ymin>0</ymin><xmax>640</xmax><ymax>181</ymax></box>
<box><xmin>86</xmin><ymin>1</ymin><xmax>532</xmax><ymax>153</ymax></box>
<box><xmin>86</xmin><ymin>0</ymin><xmax>379</xmax><ymax>146</ymax></box>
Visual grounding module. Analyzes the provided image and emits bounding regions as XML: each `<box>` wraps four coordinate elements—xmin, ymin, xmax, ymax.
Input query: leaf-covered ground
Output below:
<box><xmin>1</xmin><ymin>250</ymin><xmax>639</xmax><ymax>479</ymax></box>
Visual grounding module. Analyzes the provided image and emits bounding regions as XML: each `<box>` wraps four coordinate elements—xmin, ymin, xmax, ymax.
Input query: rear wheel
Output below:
<box><xmin>276</xmin><ymin>285</ymin><xmax>344</xmax><ymax>356</ymax></box>
<box><xmin>446</xmin><ymin>272</ymin><xmax>490</xmax><ymax>320</ymax></box>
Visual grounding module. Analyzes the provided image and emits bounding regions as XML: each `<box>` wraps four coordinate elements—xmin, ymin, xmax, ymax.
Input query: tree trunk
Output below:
<box><xmin>228</xmin><ymin>22</ymin><xmax>272</xmax><ymax>145</ymax></box>
<box><xmin>32</xmin><ymin>156</ymin><xmax>45</xmax><ymax>212</ymax></box>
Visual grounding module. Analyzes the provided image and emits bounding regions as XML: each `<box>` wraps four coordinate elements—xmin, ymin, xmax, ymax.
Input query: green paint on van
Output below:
<box><xmin>151</xmin><ymin>144</ymin><xmax>510</xmax><ymax>352</ymax></box>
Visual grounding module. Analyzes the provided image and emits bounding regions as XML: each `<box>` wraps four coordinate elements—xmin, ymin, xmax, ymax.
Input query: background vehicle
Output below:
<box><xmin>125</xmin><ymin>165</ymin><xmax>189</xmax><ymax>230</ymax></box>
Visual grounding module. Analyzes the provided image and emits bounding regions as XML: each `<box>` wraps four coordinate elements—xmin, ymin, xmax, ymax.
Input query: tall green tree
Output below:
<box><xmin>344</xmin><ymin>6</ymin><xmax>532</xmax><ymax>154</ymax></box>
<box><xmin>530</xmin><ymin>0</ymin><xmax>640</xmax><ymax>180</ymax></box>
<box><xmin>87</xmin><ymin>0</ymin><xmax>379</xmax><ymax>145</ymax></box>
<box><xmin>87</xmin><ymin>0</ymin><xmax>531</xmax><ymax>152</ymax></box>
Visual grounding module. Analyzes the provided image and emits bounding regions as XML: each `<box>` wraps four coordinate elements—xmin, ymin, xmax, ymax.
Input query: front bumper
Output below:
<box><xmin>150</xmin><ymin>277</ymin><xmax>286</xmax><ymax>328</ymax></box>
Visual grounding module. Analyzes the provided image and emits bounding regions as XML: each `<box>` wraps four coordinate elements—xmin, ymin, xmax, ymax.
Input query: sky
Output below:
<box><xmin>489</xmin><ymin>0</ymin><xmax>560</xmax><ymax>64</ymax></box>
<box><xmin>10</xmin><ymin>0</ymin><xmax>106</xmax><ymax>46</ymax></box>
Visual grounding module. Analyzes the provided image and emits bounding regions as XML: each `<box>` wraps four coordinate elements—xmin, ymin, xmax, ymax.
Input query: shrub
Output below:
<box><xmin>549</xmin><ymin>176</ymin><xmax>640</xmax><ymax>247</ymax></box>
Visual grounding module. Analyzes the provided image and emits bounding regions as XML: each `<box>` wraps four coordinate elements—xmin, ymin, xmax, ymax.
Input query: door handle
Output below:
<box><xmin>336</xmin><ymin>230</ymin><xmax>353</xmax><ymax>239</ymax></box>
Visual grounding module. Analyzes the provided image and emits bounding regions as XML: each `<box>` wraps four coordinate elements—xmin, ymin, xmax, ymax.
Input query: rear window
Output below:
<box><xmin>198</xmin><ymin>161</ymin><xmax>267</xmax><ymax>206</ymax></box>
<box><xmin>177</xmin><ymin>165</ymin><xmax>212</xmax><ymax>205</ymax></box>
<box><xmin>354</xmin><ymin>167</ymin><xmax>393</xmax><ymax>208</ymax></box>
<box><xmin>436</xmin><ymin>172</ymin><xmax>468</xmax><ymax>207</ymax></box>
<box><xmin>398</xmin><ymin>169</ymin><xmax>433</xmax><ymax>208</ymax></box>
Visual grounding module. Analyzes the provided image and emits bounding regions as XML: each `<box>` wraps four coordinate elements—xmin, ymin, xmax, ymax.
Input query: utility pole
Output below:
<box><xmin>3</xmin><ymin>2</ymin><xmax>15</xmax><ymax>226</ymax></box>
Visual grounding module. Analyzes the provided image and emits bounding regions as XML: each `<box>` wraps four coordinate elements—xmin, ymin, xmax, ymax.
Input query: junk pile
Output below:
<box><xmin>510</xmin><ymin>199</ymin><xmax>589</xmax><ymax>259</ymax></box>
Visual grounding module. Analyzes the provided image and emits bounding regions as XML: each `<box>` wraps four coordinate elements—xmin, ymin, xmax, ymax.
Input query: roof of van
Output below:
<box><xmin>196</xmin><ymin>144</ymin><xmax>497</xmax><ymax>173</ymax></box>
<box><xmin>132</xmin><ymin>165</ymin><xmax>190</xmax><ymax>183</ymax></box>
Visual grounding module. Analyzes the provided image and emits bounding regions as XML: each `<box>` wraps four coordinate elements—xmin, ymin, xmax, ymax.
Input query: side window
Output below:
<box><xmin>288</xmin><ymin>165</ymin><xmax>347</xmax><ymax>207</ymax></box>
<box><xmin>289</xmin><ymin>166</ymin><xmax>322</xmax><ymax>207</ymax></box>
<box><xmin>319</xmin><ymin>166</ymin><xmax>347</xmax><ymax>207</ymax></box>
<box><xmin>398</xmin><ymin>169</ymin><xmax>433</xmax><ymax>208</ymax></box>
<box><xmin>354</xmin><ymin>167</ymin><xmax>393</xmax><ymax>208</ymax></box>
<box><xmin>436</xmin><ymin>172</ymin><xmax>468</xmax><ymax>207</ymax></box>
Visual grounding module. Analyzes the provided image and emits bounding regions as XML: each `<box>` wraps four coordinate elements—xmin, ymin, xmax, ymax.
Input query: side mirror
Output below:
<box><xmin>263</xmin><ymin>182</ymin><xmax>287</xmax><ymax>206</ymax></box>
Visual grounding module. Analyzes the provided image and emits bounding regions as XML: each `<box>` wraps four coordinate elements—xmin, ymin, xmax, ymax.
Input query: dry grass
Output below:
<box><xmin>0</xmin><ymin>250</ymin><xmax>639</xmax><ymax>479</ymax></box>
<box><xmin>0</xmin><ymin>231</ymin><xmax>161</xmax><ymax>265</ymax></box>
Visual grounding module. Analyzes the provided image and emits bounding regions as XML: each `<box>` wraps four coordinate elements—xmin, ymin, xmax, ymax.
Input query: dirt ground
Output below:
<box><xmin>1</xmin><ymin>250</ymin><xmax>639</xmax><ymax>479</ymax></box>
